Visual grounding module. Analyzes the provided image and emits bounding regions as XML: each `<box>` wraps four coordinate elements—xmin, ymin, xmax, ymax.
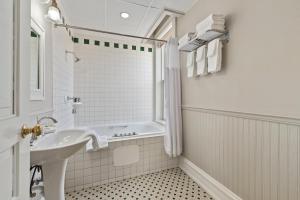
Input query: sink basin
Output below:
<box><xmin>30</xmin><ymin>128</ymin><xmax>91</xmax><ymax>200</ymax></box>
<box><xmin>31</xmin><ymin>128</ymin><xmax>90</xmax><ymax>165</ymax></box>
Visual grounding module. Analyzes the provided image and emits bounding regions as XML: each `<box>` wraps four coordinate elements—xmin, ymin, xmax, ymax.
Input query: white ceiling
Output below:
<box><xmin>60</xmin><ymin>0</ymin><xmax>198</xmax><ymax>37</ymax></box>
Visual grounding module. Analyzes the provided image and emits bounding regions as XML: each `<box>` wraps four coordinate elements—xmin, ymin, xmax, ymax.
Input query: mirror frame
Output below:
<box><xmin>30</xmin><ymin>18</ymin><xmax>45</xmax><ymax>101</ymax></box>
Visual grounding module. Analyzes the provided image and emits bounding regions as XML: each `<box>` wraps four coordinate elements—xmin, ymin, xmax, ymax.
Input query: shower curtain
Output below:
<box><xmin>164</xmin><ymin>38</ymin><xmax>183</xmax><ymax>157</ymax></box>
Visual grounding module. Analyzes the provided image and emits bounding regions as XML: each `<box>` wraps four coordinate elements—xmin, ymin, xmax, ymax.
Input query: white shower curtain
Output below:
<box><xmin>164</xmin><ymin>38</ymin><xmax>183</xmax><ymax>157</ymax></box>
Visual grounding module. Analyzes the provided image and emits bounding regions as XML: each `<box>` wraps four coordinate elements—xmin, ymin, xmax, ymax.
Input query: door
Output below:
<box><xmin>0</xmin><ymin>0</ymin><xmax>31</xmax><ymax>199</ymax></box>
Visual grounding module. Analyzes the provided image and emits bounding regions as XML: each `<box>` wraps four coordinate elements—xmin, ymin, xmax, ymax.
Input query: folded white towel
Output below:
<box><xmin>178</xmin><ymin>33</ymin><xmax>197</xmax><ymax>51</ymax></box>
<box><xmin>85</xmin><ymin>130</ymin><xmax>108</xmax><ymax>152</ymax></box>
<box><xmin>196</xmin><ymin>14</ymin><xmax>225</xmax><ymax>29</ymax></box>
<box><xmin>197</xmin><ymin>29</ymin><xmax>225</xmax><ymax>42</ymax></box>
<box><xmin>207</xmin><ymin>38</ymin><xmax>223</xmax><ymax>73</ymax></box>
<box><xmin>187</xmin><ymin>66</ymin><xmax>195</xmax><ymax>78</ymax></box>
<box><xmin>196</xmin><ymin>24</ymin><xmax>225</xmax><ymax>38</ymax></box>
<box><xmin>196</xmin><ymin>14</ymin><xmax>225</xmax><ymax>39</ymax></box>
<box><xmin>178</xmin><ymin>40</ymin><xmax>200</xmax><ymax>52</ymax></box>
<box><xmin>179</xmin><ymin>32</ymin><xmax>196</xmax><ymax>45</ymax></box>
<box><xmin>197</xmin><ymin>24</ymin><xmax>225</xmax><ymax>32</ymax></box>
<box><xmin>204</xmin><ymin>14</ymin><xmax>225</xmax><ymax>20</ymax></box>
<box><xmin>196</xmin><ymin>21</ymin><xmax>225</xmax><ymax>30</ymax></box>
<box><xmin>186</xmin><ymin>51</ymin><xmax>195</xmax><ymax>78</ymax></box>
<box><xmin>196</xmin><ymin>45</ymin><xmax>208</xmax><ymax>76</ymax></box>
<box><xmin>187</xmin><ymin>51</ymin><xmax>195</xmax><ymax>66</ymax></box>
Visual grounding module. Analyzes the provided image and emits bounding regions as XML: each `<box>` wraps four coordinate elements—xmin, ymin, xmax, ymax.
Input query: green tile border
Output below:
<box><xmin>94</xmin><ymin>40</ymin><xmax>100</xmax><ymax>46</ymax></box>
<box><xmin>84</xmin><ymin>39</ymin><xmax>89</xmax><ymax>44</ymax></box>
<box><xmin>31</xmin><ymin>31</ymin><xmax>38</xmax><ymax>37</ymax></box>
<box><xmin>73</xmin><ymin>37</ymin><xmax>79</xmax><ymax>43</ymax></box>
<box><xmin>73</xmin><ymin>37</ymin><xmax>153</xmax><ymax>53</ymax></box>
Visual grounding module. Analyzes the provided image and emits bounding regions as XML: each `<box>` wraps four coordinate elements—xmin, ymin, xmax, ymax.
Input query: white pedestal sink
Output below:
<box><xmin>30</xmin><ymin>128</ymin><xmax>91</xmax><ymax>200</ymax></box>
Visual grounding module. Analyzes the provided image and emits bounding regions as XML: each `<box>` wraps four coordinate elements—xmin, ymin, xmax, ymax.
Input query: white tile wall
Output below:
<box><xmin>52</xmin><ymin>28</ymin><xmax>74</xmax><ymax>130</ymax></box>
<box><xmin>73</xmin><ymin>36</ymin><xmax>154</xmax><ymax>126</ymax></box>
<box><xmin>56</xmin><ymin>35</ymin><xmax>170</xmax><ymax>193</ymax></box>
<box><xmin>65</xmin><ymin>136</ymin><xmax>178</xmax><ymax>192</ymax></box>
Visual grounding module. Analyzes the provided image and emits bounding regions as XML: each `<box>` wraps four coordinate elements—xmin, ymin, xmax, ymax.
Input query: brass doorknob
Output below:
<box><xmin>21</xmin><ymin>124</ymin><xmax>43</xmax><ymax>138</ymax></box>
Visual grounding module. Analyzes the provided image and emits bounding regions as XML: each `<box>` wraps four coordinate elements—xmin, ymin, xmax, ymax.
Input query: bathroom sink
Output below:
<box><xmin>30</xmin><ymin>128</ymin><xmax>91</xmax><ymax>200</ymax></box>
<box><xmin>30</xmin><ymin>128</ymin><xmax>90</xmax><ymax>165</ymax></box>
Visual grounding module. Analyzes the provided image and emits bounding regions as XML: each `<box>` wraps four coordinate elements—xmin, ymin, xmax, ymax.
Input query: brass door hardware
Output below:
<box><xmin>21</xmin><ymin>124</ymin><xmax>43</xmax><ymax>138</ymax></box>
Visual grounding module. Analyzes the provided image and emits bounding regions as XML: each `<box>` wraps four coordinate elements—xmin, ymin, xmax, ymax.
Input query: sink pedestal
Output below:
<box><xmin>43</xmin><ymin>159</ymin><xmax>68</xmax><ymax>200</ymax></box>
<box><xmin>30</xmin><ymin>128</ymin><xmax>92</xmax><ymax>200</ymax></box>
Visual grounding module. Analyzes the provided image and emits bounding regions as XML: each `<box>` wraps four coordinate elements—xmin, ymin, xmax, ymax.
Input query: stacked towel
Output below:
<box><xmin>207</xmin><ymin>38</ymin><xmax>223</xmax><ymax>73</ymax></box>
<box><xmin>85</xmin><ymin>129</ymin><xmax>109</xmax><ymax>152</ymax></box>
<box><xmin>196</xmin><ymin>14</ymin><xmax>225</xmax><ymax>38</ymax></box>
<box><xmin>178</xmin><ymin>32</ymin><xmax>196</xmax><ymax>50</ymax></box>
<box><xmin>196</xmin><ymin>45</ymin><xmax>208</xmax><ymax>76</ymax></box>
<box><xmin>186</xmin><ymin>51</ymin><xmax>195</xmax><ymax>78</ymax></box>
<box><xmin>179</xmin><ymin>33</ymin><xmax>195</xmax><ymax>44</ymax></box>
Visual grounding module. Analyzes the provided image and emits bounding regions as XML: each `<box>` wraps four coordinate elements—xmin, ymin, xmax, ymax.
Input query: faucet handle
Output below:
<box><xmin>21</xmin><ymin>124</ymin><xmax>43</xmax><ymax>138</ymax></box>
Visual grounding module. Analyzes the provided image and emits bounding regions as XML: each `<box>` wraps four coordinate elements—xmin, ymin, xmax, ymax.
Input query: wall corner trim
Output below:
<box><xmin>179</xmin><ymin>156</ymin><xmax>242</xmax><ymax>200</ymax></box>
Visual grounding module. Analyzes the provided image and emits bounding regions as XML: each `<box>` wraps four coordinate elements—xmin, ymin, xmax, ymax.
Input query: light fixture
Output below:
<box><xmin>120</xmin><ymin>12</ymin><xmax>130</xmax><ymax>19</ymax></box>
<box><xmin>47</xmin><ymin>0</ymin><xmax>61</xmax><ymax>22</ymax></box>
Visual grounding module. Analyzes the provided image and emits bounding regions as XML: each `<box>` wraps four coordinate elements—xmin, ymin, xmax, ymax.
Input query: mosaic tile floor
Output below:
<box><xmin>65</xmin><ymin>168</ymin><xmax>214</xmax><ymax>200</ymax></box>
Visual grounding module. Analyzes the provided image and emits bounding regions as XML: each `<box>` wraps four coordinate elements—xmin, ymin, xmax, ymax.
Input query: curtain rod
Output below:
<box><xmin>55</xmin><ymin>24</ymin><xmax>168</xmax><ymax>43</ymax></box>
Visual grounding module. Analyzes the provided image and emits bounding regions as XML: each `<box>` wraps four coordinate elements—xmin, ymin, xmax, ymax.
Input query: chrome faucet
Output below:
<box><xmin>37</xmin><ymin>116</ymin><xmax>58</xmax><ymax>124</ymax></box>
<box><xmin>30</xmin><ymin>116</ymin><xmax>58</xmax><ymax>145</ymax></box>
<box><xmin>37</xmin><ymin>116</ymin><xmax>58</xmax><ymax>135</ymax></box>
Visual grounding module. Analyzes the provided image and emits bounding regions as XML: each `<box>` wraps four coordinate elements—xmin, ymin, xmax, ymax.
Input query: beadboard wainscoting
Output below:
<box><xmin>65</xmin><ymin>136</ymin><xmax>178</xmax><ymax>192</ymax></box>
<box><xmin>181</xmin><ymin>105</ymin><xmax>300</xmax><ymax>200</ymax></box>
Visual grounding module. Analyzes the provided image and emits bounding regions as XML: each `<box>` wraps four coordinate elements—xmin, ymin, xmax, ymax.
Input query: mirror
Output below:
<box><xmin>30</xmin><ymin>19</ymin><xmax>45</xmax><ymax>100</ymax></box>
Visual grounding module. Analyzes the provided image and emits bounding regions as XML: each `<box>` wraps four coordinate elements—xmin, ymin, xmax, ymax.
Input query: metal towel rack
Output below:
<box><xmin>179</xmin><ymin>30</ymin><xmax>229</xmax><ymax>52</ymax></box>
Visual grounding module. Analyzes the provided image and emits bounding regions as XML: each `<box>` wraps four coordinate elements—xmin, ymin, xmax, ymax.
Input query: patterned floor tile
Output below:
<box><xmin>65</xmin><ymin>168</ymin><xmax>214</xmax><ymax>200</ymax></box>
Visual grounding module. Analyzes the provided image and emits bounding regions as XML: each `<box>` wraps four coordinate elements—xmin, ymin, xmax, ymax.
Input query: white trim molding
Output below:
<box><xmin>182</xmin><ymin>105</ymin><xmax>300</xmax><ymax>126</ymax></box>
<box><xmin>179</xmin><ymin>157</ymin><xmax>242</xmax><ymax>200</ymax></box>
<box><xmin>30</xmin><ymin>18</ymin><xmax>46</xmax><ymax>101</ymax></box>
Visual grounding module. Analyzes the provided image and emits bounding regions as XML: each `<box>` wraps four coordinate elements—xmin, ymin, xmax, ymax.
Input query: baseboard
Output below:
<box><xmin>179</xmin><ymin>157</ymin><xmax>242</xmax><ymax>200</ymax></box>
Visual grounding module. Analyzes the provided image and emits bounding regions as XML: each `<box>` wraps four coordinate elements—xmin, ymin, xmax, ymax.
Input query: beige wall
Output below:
<box><xmin>178</xmin><ymin>0</ymin><xmax>300</xmax><ymax>199</ymax></box>
<box><xmin>178</xmin><ymin>0</ymin><xmax>300</xmax><ymax>119</ymax></box>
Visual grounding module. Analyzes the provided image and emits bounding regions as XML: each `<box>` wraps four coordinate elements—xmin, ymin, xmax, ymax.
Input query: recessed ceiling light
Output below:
<box><xmin>120</xmin><ymin>12</ymin><xmax>130</xmax><ymax>19</ymax></box>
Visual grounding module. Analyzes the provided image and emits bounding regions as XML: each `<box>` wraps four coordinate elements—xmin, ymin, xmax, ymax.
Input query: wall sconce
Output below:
<box><xmin>47</xmin><ymin>0</ymin><xmax>61</xmax><ymax>22</ymax></box>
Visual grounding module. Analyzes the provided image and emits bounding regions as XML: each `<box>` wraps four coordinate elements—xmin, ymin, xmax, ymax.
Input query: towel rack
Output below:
<box><xmin>179</xmin><ymin>30</ymin><xmax>229</xmax><ymax>52</ymax></box>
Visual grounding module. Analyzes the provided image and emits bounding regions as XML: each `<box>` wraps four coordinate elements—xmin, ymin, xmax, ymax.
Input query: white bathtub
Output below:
<box><xmin>90</xmin><ymin>122</ymin><xmax>165</xmax><ymax>141</ymax></box>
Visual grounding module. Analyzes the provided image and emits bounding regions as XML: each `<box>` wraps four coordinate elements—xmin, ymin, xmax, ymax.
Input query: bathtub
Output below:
<box><xmin>65</xmin><ymin>122</ymin><xmax>178</xmax><ymax>192</ymax></box>
<box><xmin>90</xmin><ymin>121</ymin><xmax>165</xmax><ymax>141</ymax></box>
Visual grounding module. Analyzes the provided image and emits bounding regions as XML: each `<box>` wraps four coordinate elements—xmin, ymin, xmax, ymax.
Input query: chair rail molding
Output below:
<box><xmin>182</xmin><ymin>105</ymin><xmax>300</xmax><ymax>126</ymax></box>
